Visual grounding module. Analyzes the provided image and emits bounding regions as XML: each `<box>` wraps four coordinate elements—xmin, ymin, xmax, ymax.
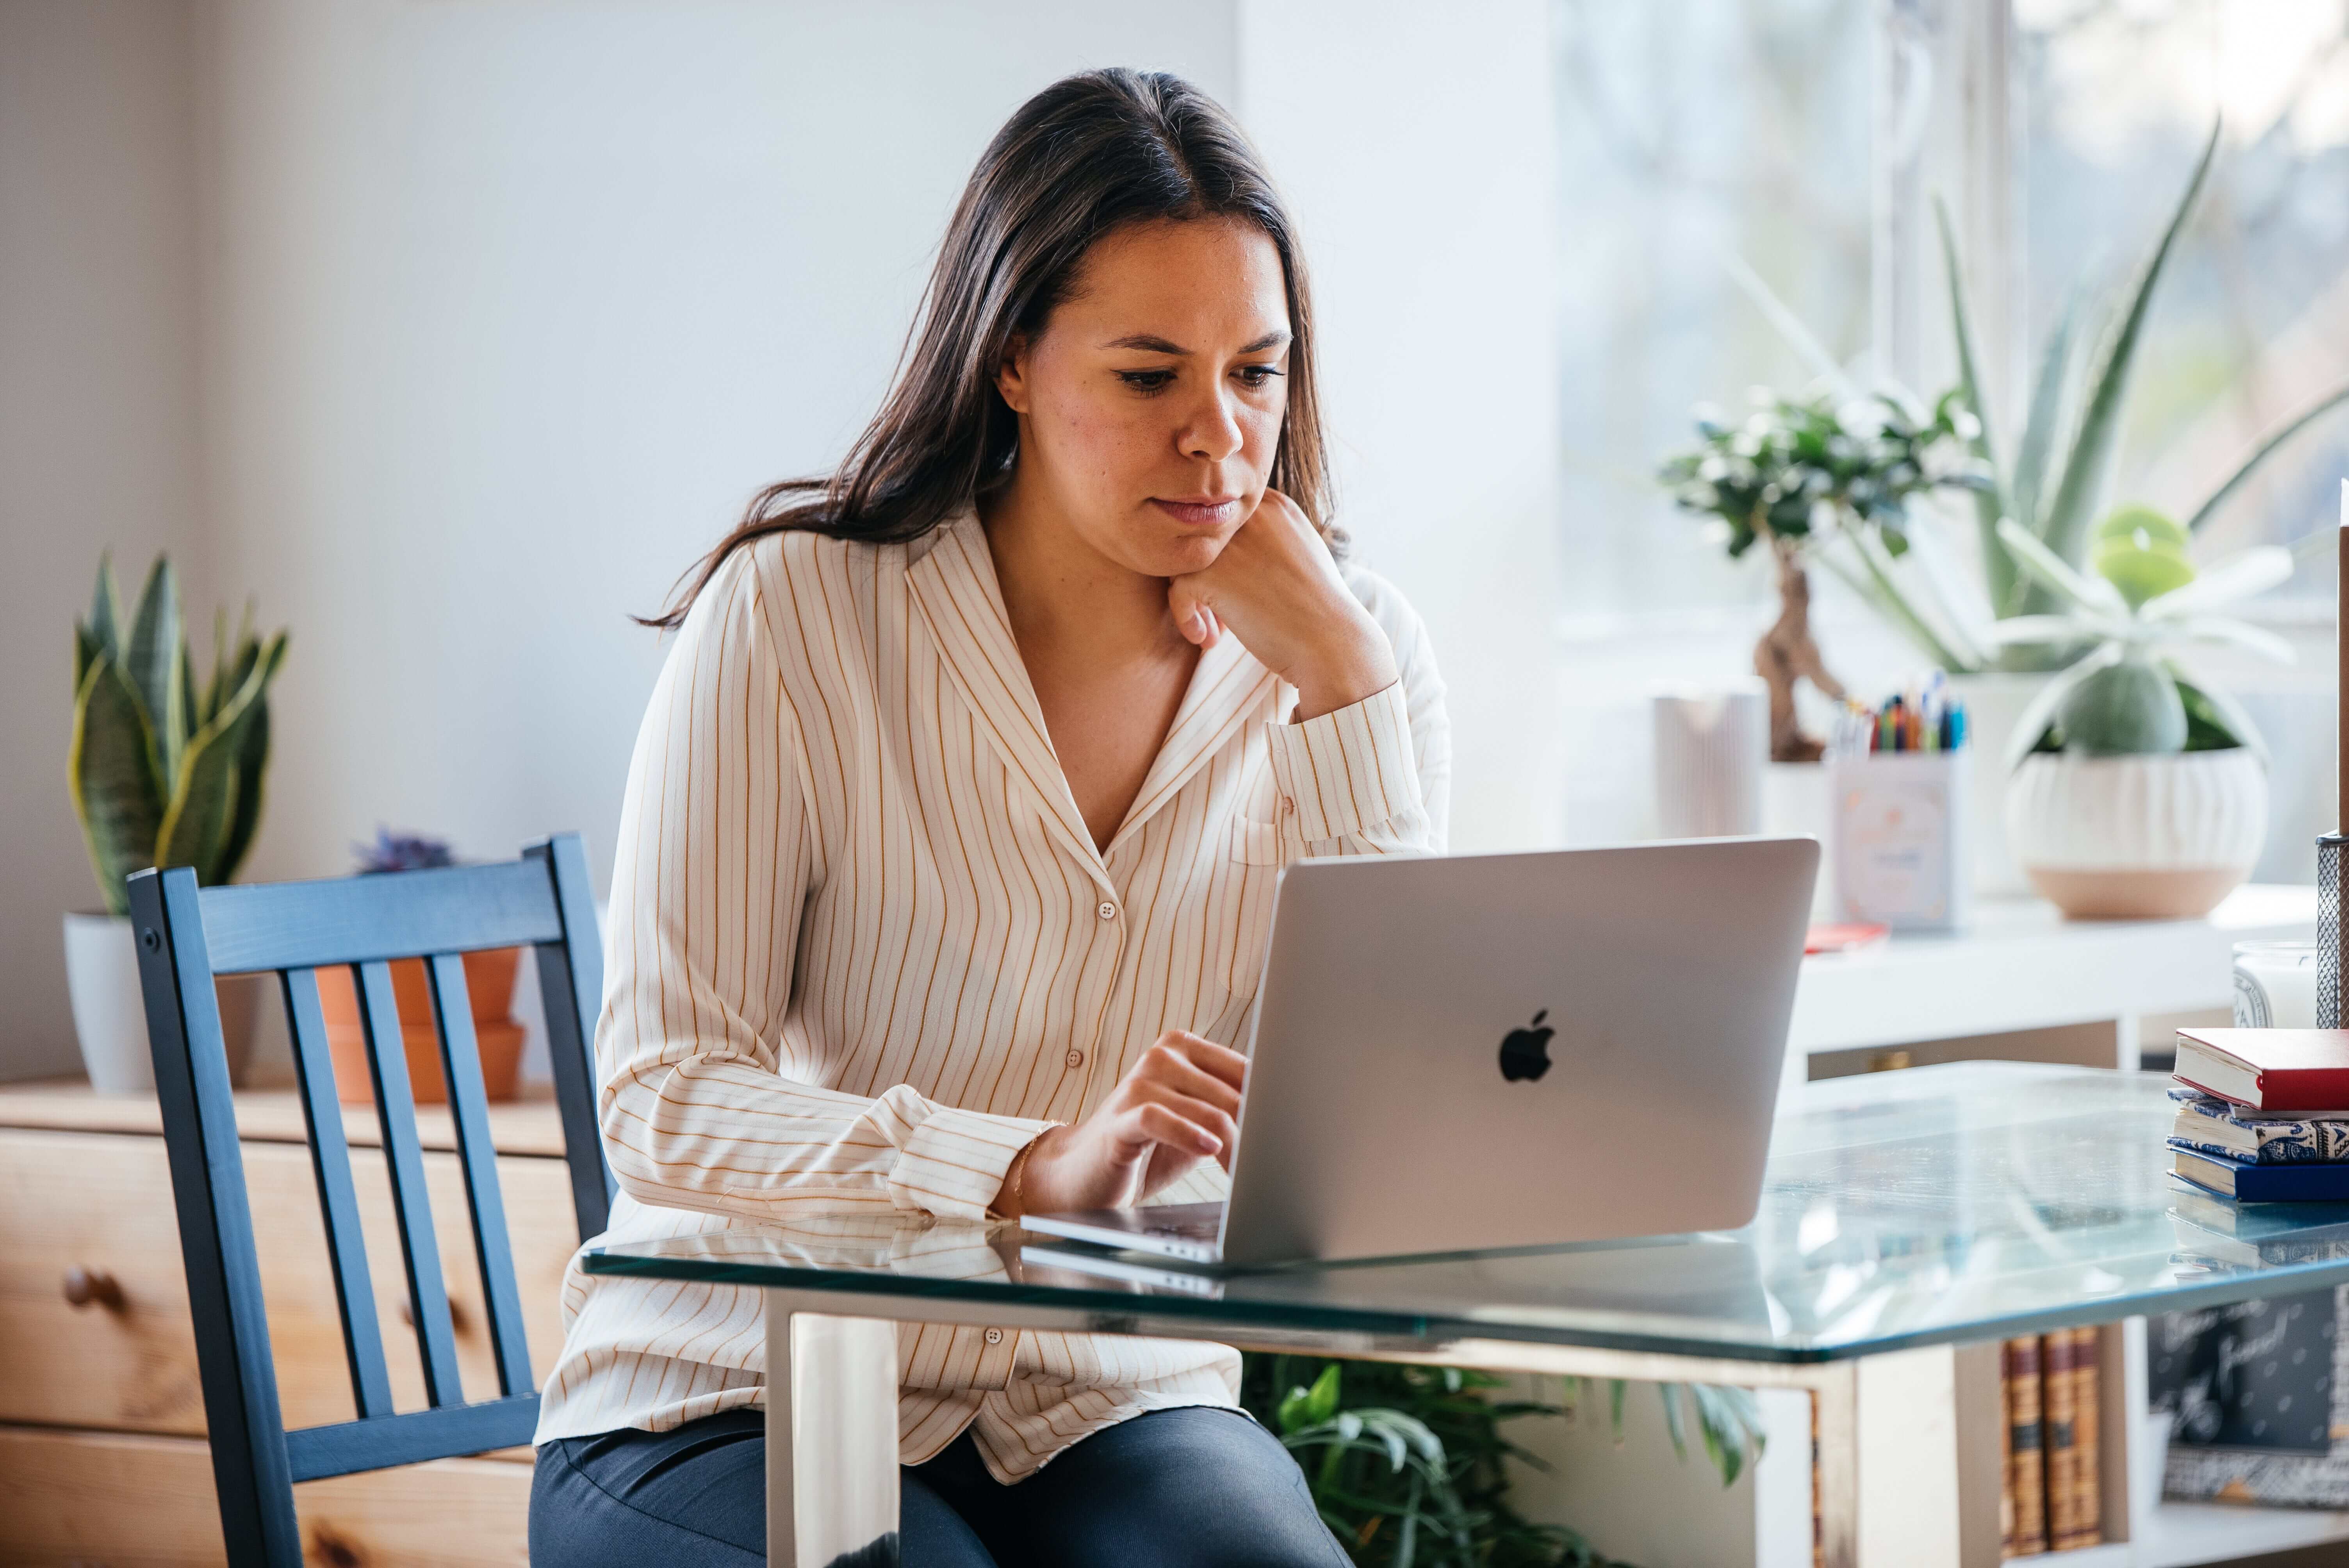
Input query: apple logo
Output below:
<box><xmin>1497</xmin><ymin>1009</ymin><xmax>1554</xmax><ymax>1082</ymax></box>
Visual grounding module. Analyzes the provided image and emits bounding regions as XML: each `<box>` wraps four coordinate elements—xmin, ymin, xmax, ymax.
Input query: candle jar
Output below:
<box><xmin>2235</xmin><ymin>940</ymin><xmax>2321</xmax><ymax>1029</ymax></box>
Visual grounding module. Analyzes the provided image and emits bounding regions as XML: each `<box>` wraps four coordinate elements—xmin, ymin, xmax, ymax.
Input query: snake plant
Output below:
<box><xmin>70</xmin><ymin>553</ymin><xmax>288</xmax><ymax>916</ymax></box>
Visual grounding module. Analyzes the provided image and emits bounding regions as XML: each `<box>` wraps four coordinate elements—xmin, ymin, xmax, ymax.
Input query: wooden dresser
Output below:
<box><xmin>0</xmin><ymin>1080</ymin><xmax>587</xmax><ymax>1566</ymax></box>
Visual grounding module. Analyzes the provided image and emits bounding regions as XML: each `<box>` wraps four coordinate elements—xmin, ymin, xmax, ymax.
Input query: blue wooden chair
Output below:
<box><xmin>128</xmin><ymin>833</ymin><xmax>614</xmax><ymax>1566</ymax></box>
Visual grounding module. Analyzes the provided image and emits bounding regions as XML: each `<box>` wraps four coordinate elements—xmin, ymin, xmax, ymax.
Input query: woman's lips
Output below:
<box><xmin>1150</xmin><ymin>496</ymin><xmax>1245</xmax><ymax>529</ymax></box>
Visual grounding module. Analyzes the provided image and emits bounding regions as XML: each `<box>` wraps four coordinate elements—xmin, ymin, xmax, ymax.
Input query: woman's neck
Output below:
<box><xmin>980</xmin><ymin>472</ymin><xmax>1192</xmax><ymax>671</ymax></box>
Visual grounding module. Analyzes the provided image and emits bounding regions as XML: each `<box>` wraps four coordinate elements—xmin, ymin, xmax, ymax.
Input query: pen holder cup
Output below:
<box><xmin>2320</xmin><ymin>833</ymin><xmax>2346</xmax><ymax>1026</ymax></box>
<box><xmin>1829</xmin><ymin>751</ymin><xmax>1971</xmax><ymax>933</ymax></box>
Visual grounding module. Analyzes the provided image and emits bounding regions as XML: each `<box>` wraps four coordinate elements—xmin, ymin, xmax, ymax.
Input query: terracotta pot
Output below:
<box><xmin>316</xmin><ymin>947</ymin><xmax>526</xmax><ymax>1103</ymax></box>
<box><xmin>2006</xmin><ymin>749</ymin><xmax>2267</xmax><ymax>920</ymax></box>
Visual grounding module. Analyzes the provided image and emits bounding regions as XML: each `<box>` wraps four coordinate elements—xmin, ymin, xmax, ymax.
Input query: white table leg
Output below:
<box><xmin>2115</xmin><ymin>1013</ymin><xmax>2142</xmax><ymax>1071</ymax></box>
<box><xmin>765</xmin><ymin>1293</ymin><xmax>901</xmax><ymax>1567</ymax></box>
<box><xmin>1811</xmin><ymin>1344</ymin><xmax>2004</xmax><ymax>1568</ymax></box>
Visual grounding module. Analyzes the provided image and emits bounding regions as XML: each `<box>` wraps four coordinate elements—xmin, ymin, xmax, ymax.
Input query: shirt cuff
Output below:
<box><xmin>886</xmin><ymin>1098</ymin><xmax>1053</xmax><ymax>1221</ymax></box>
<box><xmin>1265</xmin><ymin>681</ymin><xmax>1421</xmax><ymax>843</ymax></box>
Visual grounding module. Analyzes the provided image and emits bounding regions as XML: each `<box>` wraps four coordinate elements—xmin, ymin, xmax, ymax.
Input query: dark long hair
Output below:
<box><xmin>643</xmin><ymin>68</ymin><xmax>1333</xmax><ymax>629</ymax></box>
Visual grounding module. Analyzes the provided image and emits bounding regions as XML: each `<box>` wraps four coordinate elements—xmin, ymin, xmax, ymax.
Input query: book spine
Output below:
<box><xmin>2005</xmin><ymin>1336</ymin><xmax>2048</xmax><ymax>1556</ymax></box>
<box><xmin>2000</xmin><ymin>1345</ymin><xmax>2017</xmax><ymax>1557</ymax></box>
<box><xmin>2063</xmin><ymin>1326</ymin><xmax>2103</xmax><ymax>1548</ymax></box>
<box><xmin>2041</xmin><ymin>1331</ymin><xmax>2078</xmax><ymax>1549</ymax></box>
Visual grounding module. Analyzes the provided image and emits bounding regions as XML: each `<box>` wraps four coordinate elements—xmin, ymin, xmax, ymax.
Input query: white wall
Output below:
<box><xmin>2</xmin><ymin>0</ymin><xmax>1570</xmax><ymax>1077</ymax></box>
<box><xmin>0</xmin><ymin>0</ymin><xmax>206</xmax><ymax>1078</ymax></box>
<box><xmin>1238</xmin><ymin>0</ymin><xmax>1566</xmax><ymax>851</ymax></box>
<box><xmin>195</xmin><ymin>0</ymin><xmax>1241</xmax><ymax>904</ymax></box>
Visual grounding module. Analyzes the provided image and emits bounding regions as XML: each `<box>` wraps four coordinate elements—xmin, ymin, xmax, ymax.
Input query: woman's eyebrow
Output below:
<box><xmin>1101</xmin><ymin>329</ymin><xmax>1292</xmax><ymax>355</ymax></box>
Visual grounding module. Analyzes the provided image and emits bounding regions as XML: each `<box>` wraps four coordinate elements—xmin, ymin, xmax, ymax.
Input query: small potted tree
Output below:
<box><xmin>1659</xmin><ymin>390</ymin><xmax>1988</xmax><ymax>761</ymax></box>
<box><xmin>1991</xmin><ymin>509</ymin><xmax>2289</xmax><ymax>918</ymax></box>
<box><xmin>65</xmin><ymin>555</ymin><xmax>287</xmax><ymax>1091</ymax></box>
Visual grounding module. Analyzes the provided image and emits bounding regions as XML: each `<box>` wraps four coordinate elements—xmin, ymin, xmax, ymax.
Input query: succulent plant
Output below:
<box><xmin>1989</xmin><ymin>510</ymin><xmax>2292</xmax><ymax>767</ymax></box>
<box><xmin>70</xmin><ymin>554</ymin><xmax>289</xmax><ymax>916</ymax></box>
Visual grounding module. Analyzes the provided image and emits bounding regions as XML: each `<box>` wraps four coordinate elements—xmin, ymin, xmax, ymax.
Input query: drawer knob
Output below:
<box><xmin>63</xmin><ymin>1265</ymin><xmax>126</xmax><ymax>1312</ymax></box>
<box><xmin>394</xmin><ymin>1297</ymin><xmax>470</xmax><ymax>1334</ymax></box>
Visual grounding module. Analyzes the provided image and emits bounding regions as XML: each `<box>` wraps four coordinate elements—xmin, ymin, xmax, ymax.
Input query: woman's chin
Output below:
<box><xmin>1131</xmin><ymin>528</ymin><xmax>1230</xmax><ymax>579</ymax></box>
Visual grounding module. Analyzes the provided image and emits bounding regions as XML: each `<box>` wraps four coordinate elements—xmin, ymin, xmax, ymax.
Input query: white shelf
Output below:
<box><xmin>1787</xmin><ymin>884</ymin><xmax>2317</xmax><ymax>1069</ymax></box>
<box><xmin>2008</xmin><ymin>1543</ymin><xmax>2131</xmax><ymax>1567</ymax></box>
<box><xmin>2135</xmin><ymin>1500</ymin><xmax>2349</xmax><ymax>1568</ymax></box>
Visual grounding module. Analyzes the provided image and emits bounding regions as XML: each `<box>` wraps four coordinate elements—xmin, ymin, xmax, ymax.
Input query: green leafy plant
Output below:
<box><xmin>70</xmin><ymin>554</ymin><xmax>289</xmax><ymax>916</ymax></box>
<box><xmin>1657</xmin><ymin>389</ymin><xmax>1987</xmax><ymax>759</ymax></box>
<box><xmin>1727</xmin><ymin>122</ymin><xmax>2349</xmax><ymax>673</ymax></box>
<box><xmin>1242</xmin><ymin>1354</ymin><xmax>1765</xmax><ymax>1568</ymax></box>
<box><xmin>1989</xmin><ymin>508</ymin><xmax>2292</xmax><ymax>765</ymax></box>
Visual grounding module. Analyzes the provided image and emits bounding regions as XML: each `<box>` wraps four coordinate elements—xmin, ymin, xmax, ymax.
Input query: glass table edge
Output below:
<box><xmin>582</xmin><ymin>1245</ymin><xmax>2349</xmax><ymax>1367</ymax></box>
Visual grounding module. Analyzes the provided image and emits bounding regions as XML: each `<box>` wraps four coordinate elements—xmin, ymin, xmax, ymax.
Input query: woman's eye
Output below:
<box><xmin>1117</xmin><ymin>370</ymin><xmax>1175</xmax><ymax>393</ymax></box>
<box><xmin>1236</xmin><ymin>365</ymin><xmax>1285</xmax><ymax>389</ymax></box>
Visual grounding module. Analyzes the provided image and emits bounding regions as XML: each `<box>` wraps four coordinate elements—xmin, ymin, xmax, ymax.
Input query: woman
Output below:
<box><xmin>530</xmin><ymin>68</ymin><xmax>1449</xmax><ymax>1566</ymax></box>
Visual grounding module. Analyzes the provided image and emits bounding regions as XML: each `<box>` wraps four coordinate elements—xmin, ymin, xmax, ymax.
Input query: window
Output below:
<box><xmin>1555</xmin><ymin>0</ymin><xmax>2349</xmax><ymax>624</ymax></box>
<box><xmin>2018</xmin><ymin>0</ymin><xmax>2349</xmax><ymax>590</ymax></box>
<box><xmin>1554</xmin><ymin>0</ymin><xmax>1877</xmax><ymax>620</ymax></box>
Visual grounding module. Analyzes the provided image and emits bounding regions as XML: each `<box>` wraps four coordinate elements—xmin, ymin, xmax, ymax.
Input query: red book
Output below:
<box><xmin>2175</xmin><ymin>1028</ymin><xmax>2349</xmax><ymax>1112</ymax></box>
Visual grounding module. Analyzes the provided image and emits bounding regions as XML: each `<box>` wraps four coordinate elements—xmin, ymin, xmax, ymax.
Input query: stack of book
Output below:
<box><xmin>2170</xmin><ymin>1028</ymin><xmax>2349</xmax><ymax>1201</ymax></box>
<box><xmin>2000</xmin><ymin>1329</ymin><xmax>2104</xmax><ymax>1557</ymax></box>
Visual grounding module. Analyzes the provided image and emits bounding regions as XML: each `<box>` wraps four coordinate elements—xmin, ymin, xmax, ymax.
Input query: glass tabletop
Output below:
<box><xmin>583</xmin><ymin>1061</ymin><xmax>2349</xmax><ymax>1363</ymax></box>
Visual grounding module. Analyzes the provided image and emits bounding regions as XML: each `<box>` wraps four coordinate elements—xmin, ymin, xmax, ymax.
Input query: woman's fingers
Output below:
<box><xmin>1152</xmin><ymin>1030</ymin><xmax>1248</xmax><ymax>1091</ymax></box>
<box><xmin>1126</xmin><ymin>1101</ymin><xmax>1223</xmax><ymax>1161</ymax></box>
<box><xmin>1137</xmin><ymin>1049</ymin><xmax>1242</xmax><ymax>1118</ymax></box>
<box><xmin>1126</xmin><ymin>1088</ymin><xmax>1239</xmax><ymax>1168</ymax></box>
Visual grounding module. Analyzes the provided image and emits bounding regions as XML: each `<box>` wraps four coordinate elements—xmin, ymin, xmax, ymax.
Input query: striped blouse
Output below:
<box><xmin>533</xmin><ymin>507</ymin><xmax>1451</xmax><ymax>1481</ymax></box>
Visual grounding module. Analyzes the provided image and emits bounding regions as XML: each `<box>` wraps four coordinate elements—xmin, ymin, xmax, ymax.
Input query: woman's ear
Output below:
<box><xmin>994</xmin><ymin>332</ymin><xmax>1032</xmax><ymax>415</ymax></box>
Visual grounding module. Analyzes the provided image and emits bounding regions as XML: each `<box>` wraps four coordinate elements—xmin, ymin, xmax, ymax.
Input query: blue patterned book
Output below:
<box><xmin>2172</xmin><ymin>1144</ymin><xmax>2349</xmax><ymax>1201</ymax></box>
<box><xmin>2169</xmin><ymin>1088</ymin><xmax>2349</xmax><ymax>1164</ymax></box>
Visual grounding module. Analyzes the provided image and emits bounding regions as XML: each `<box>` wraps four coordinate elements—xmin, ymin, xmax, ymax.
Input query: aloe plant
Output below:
<box><xmin>70</xmin><ymin>554</ymin><xmax>289</xmax><ymax>916</ymax></box>
<box><xmin>1987</xmin><ymin>508</ymin><xmax>2292</xmax><ymax>768</ymax></box>
<box><xmin>1730</xmin><ymin>122</ymin><xmax>2349</xmax><ymax>672</ymax></box>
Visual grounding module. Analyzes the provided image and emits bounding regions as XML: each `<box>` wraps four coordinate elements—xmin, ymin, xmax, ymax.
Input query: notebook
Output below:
<box><xmin>2172</xmin><ymin>1145</ymin><xmax>2349</xmax><ymax>1202</ymax></box>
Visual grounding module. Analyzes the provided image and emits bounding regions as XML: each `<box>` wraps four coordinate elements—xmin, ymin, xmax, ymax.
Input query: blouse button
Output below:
<box><xmin>1065</xmin><ymin>1049</ymin><xmax>1084</xmax><ymax>1069</ymax></box>
<box><xmin>1096</xmin><ymin>900</ymin><xmax>1117</xmax><ymax>921</ymax></box>
<box><xmin>984</xmin><ymin>1327</ymin><xmax>1003</xmax><ymax>1345</ymax></box>
<box><xmin>1281</xmin><ymin>795</ymin><xmax>1295</xmax><ymax>815</ymax></box>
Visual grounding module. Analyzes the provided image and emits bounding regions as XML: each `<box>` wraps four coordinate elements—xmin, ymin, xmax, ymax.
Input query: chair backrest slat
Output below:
<box><xmin>280</xmin><ymin>966</ymin><xmax>396</xmax><ymax>1419</ymax></box>
<box><xmin>284</xmin><ymin>1393</ymin><xmax>541</xmax><ymax>1485</ymax></box>
<box><xmin>353</xmin><ymin>959</ymin><xmax>465</xmax><ymax>1406</ymax></box>
<box><xmin>135</xmin><ymin>835</ymin><xmax>613</xmax><ymax>1567</ymax></box>
<box><xmin>201</xmin><ymin>859</ymin><xmax>562</xmax><ymax>975</ymax></box>
<box><xmin>527</xmin><ymin>836</ymin><xmax>613</xmax><ymax>1240</ymax></box>
<box><xmin>424</xmin><ymin>953</ymin><xmax>533</xmax><ymax>1396</ymax></box>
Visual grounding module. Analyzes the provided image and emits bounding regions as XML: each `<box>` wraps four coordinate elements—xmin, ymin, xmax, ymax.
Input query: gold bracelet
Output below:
<box><xmin>992</xmin><ymin>1136</ymin><xmax>1040</xmax><ymax>1222</ymax></box>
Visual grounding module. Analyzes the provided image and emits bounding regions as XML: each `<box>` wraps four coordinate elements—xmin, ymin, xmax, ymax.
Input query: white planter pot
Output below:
<box><xmin>2005</xmin><ymin>750</ymin><xmax>2268</xmax><ymax>920</ymax></box>
<box><xmin>1948</xmin><ymin>672</ymin><xmax>2053</xmax><ymax>900</ymax></box>
<box><xmin>63</xmin><ymin>912</ymin><xmax>258</xmax><ymax>1093</ymax></box>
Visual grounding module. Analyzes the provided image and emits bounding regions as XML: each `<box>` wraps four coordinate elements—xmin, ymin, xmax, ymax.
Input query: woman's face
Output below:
<box><xmin>995</xmin><ymin>217</ymin><xmax>1292</xmax><ymax>579</ymax></box>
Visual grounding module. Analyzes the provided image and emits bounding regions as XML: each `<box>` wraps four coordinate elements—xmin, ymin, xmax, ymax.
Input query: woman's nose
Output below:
<box><xmin>1178</xmin><ymin>388</ymin><xmax>1246</xmax><ymax>463</ymax></box>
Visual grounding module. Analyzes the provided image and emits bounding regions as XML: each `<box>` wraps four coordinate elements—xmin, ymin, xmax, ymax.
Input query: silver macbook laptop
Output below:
<box><xmin>1022</xmin><ymin>836</ymin><xmax>1817</xmax><ymax>1267</ymax></box>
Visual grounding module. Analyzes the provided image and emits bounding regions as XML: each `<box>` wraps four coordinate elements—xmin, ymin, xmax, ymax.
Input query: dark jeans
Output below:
<box><xmin>530</xmin><ymin>1405</ymin><xmax>1351</xmax><ymax>1568</ymax></box>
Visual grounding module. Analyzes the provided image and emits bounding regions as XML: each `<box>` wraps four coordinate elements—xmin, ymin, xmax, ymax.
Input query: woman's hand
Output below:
<box><xmin>1005</xmin><ymin>1032</ymin><xmax>1247</xmax><ymax>1215</ymax></box>
<box><xmin>1166</xmin><ymin>489</ymin><xmax>1399</xmax><ymax>721</ymax></box>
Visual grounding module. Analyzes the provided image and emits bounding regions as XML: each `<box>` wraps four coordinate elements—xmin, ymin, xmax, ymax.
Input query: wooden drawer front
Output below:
<box><xmin>0</xmin><ymin>1128</ymin><xmax>579</xmax><ymax>1436</ymax></box>
<box><xmin>0</xmin><ymin>1422</ymin><xmax>530</xmax><ymax>1566</ymax></box>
